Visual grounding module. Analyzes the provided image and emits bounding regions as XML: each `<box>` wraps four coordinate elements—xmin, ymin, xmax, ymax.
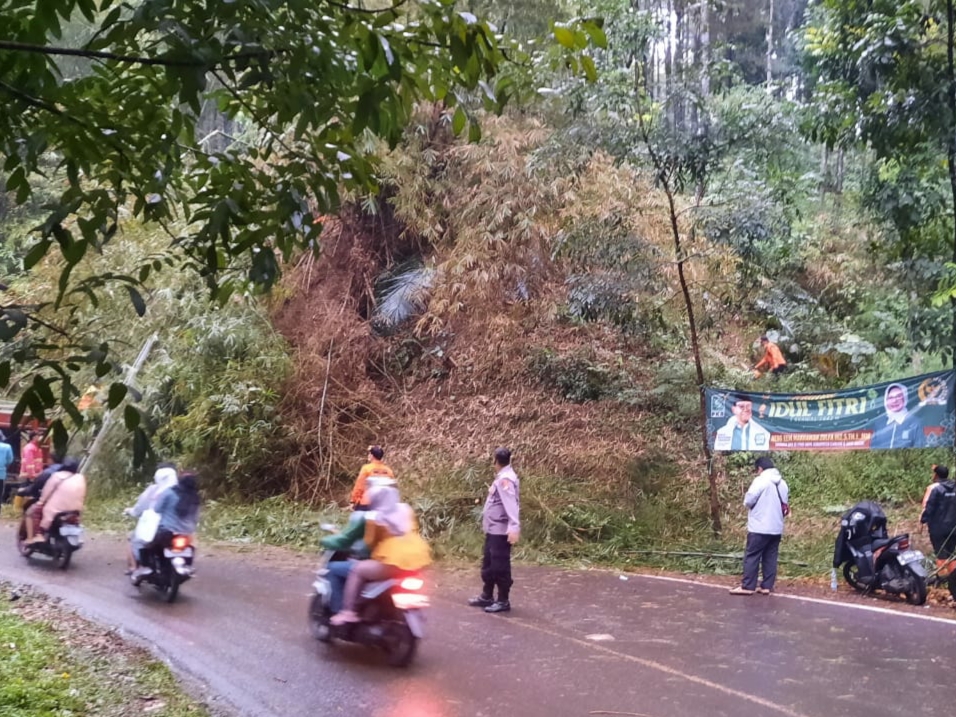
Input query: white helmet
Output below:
<box><xmin>366</xmin><ymin>475</ymin><xmax>397</xmax><ymax>490</ymax></box>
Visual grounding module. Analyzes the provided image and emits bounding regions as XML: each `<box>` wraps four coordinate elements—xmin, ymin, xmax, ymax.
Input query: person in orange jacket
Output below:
<box><xmin>349</xmin><ymin>445</ymin><xmax>395</xmax><ymax>509</ymax></box>
<box><xmin>753</xmin><ymin>335</ymin><xmax>787</xmax><ymax>378</ymax></box>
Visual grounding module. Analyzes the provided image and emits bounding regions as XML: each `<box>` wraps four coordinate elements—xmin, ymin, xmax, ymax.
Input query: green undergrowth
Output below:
<box><xmin>0</xmin><ymin>585</ymin><xmax>209</xmax><ymax>717</ymax></box>
<box><xmin>81</xmin><ymin>447</ymin><xmax>952</xmax><ymax>582</ymax></box>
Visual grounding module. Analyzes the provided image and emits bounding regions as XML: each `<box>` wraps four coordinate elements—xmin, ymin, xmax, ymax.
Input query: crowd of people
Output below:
<box><xmin>7</xmin><ymin>417</ymin><xmax>953</xmax><ymax>610</ymax></box>
<box><xmin>3</xmin><ymin>428</ymin><xmax>522</xmax><ymax>616</ymax></box>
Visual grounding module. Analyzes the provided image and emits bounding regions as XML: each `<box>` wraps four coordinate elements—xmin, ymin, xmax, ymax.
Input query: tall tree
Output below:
<box><xmin>803</xmin><ymin>0</ymin><xmax>956</xmax><ymax>362</ymax></box>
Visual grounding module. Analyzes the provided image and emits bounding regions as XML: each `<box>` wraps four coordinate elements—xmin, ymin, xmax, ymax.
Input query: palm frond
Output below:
<box><xmin>372</xmin><ymin>261</ymin><xmax>434</xmax><ymax>335</ymax></box>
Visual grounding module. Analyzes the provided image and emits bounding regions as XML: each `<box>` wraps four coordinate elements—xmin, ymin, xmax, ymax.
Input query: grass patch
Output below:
<box><xmin>0</xmin><ymin>584</ymin><xmax>209</xmax><ymax>717</ymax></box>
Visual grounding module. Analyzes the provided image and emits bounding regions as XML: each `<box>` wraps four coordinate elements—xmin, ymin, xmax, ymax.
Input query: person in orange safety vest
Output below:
<box><xmin>753</xmin><ymin>335</ymin><xmax>787</xmax><ymax>378</ymax></box>
<box><xmin>349</xmin><ymin>445</ymin><xmax>395</xmax><ymax>510</ymax></box>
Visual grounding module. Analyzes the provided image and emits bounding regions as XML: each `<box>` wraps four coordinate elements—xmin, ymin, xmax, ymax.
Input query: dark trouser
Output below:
<box><xmin>929</xmin><ymin>525</ymin><xmax>956</xmax><ymax>560</ymax></box>
<box><xmin>742</xmin><ymin>532</ymin><xmax>782</xmax><ymax>590</ymax></box>
<box><xmin>328</xmin><ymin>560</ymin><xmax>354</xmax><ymax>613</ymax></box>
<box><xmin>140</xmin><ymin>529</ymin><xmax>174</xmax><ymax>564</ymax></box>
<box><xmin>771</xmin><ymin>365</ymin><xmax>786</xmax><ymax>378</ymax></box>
<box><xmin>480</xmin><ymin>533</ymin><xmax>513</xmax><ymax>602</ymax></box>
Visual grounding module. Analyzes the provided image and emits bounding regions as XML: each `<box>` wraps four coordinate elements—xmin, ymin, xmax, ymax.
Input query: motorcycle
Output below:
<box><xmin>132</xmin><ymin>533</ymin><xmax>196</xmax><ymax>603</ymax></box>
<box><xmin>833</xmin><ymin>500</ymin><xmax>928</xmax><ymax>605</ymax></box>
<box><xmin>308</xmin><ymin>526</ymin><xmax>427</xmax><ymax>667</ymax></box>
<box><xmin>15</xmin><ymin>496</ymin><xmax>83</xmax><ymax>570</ymax></box>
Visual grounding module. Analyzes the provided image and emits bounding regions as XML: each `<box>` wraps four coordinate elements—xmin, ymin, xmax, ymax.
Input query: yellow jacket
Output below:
<box><xmin>364</xmin><ymin>516</ymin><xmax>431</xmax><ymax>571</ymax></box>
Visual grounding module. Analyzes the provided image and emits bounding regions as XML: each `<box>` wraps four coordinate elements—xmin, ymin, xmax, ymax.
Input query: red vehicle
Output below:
<box><xmin>0</xmin><ymin>399</ymin><xmax>51</xmax><ymax>504</ymax></box>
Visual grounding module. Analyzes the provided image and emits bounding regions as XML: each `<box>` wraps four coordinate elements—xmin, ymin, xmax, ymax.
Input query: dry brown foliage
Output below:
<box><xmin>271</xmin><ymin>116</ymin><xmax>743</xmax><ymax>503</ymax></box>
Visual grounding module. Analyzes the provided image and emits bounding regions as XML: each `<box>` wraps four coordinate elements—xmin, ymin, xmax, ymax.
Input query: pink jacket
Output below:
<box><xmin>39</xmin><ymin>471</ymin><xmax>87</xmax><ymax>530</ymax></box>
<box><xmin>21</xmin><ymin>441</ymin><xmax>43</xmax><ymax>479</ymax></box>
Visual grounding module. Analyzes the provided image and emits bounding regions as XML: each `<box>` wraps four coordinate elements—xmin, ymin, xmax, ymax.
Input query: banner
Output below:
<box><xmin>705</xmin><ymin>371</ymin><xmax>955</xmax><ymax>452</ymax></box>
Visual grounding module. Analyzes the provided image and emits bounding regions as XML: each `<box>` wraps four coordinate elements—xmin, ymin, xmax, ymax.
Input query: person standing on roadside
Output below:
<box><xmin>920</xmin><ymin>464</ymin><xmax>956</xmax><ymax>575</ymax></box>
<box><xmin>349</xmin><ymin>445</ymin><xmax>395</xmax><ymax>510</ymax></box>
<box><xmin>753</xmin><ymin>335</ymin><xmax>787</xmax><ymax>379</ymax></box>
<box><xmin>469</xmin><ymin>447</ymin><xmax>520</xmax><ymax>614</ymax></box>
<box><xmin>730</xmin><ymin>456</ymin><xmax>789</xmax><ymax>596</ymax></box>
<box><xmin>0</xmin><ymin>431</ymin><xmax>13</xmax><ymax>515</ymax></box>
<box><xmin>20</xmin><ymin>432</ymin><xmax>43</xmax><ymax>481</ymax></box>
<box><xmin>14</xmin><ymin>431</ymin><xmax>43</xmax><ymax>513</ymax></box>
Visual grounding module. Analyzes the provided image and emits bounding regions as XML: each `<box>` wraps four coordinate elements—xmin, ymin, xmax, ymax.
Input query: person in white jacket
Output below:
<box><xmin>730</xmin><ymin>456</ymin><xmax>789</xmax><ymax>595</ymax></box>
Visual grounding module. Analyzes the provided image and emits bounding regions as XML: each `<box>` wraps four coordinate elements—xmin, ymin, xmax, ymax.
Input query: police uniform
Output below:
<box><xmin>479</xmin><ymin>465</ymin><xmax>520</xmax><ymax>606</ymax></box>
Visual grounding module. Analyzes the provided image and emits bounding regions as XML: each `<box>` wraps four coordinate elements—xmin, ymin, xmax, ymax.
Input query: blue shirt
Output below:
<box><xmin>0</xmin><ymin>441</ymin><xmax>13</xmax><ymax>481</ymax></box>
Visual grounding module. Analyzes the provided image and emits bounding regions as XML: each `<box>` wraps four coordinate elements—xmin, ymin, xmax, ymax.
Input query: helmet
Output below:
<box><xmin>366</xmin><ymin>475</ymin><xmax>397</xmax><ymax>490</ymax></box>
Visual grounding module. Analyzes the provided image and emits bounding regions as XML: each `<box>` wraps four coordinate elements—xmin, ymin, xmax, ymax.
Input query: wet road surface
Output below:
<box><xmin>0</xmin><ymin>525</ymin><xmax>953</xmax><ymax>717</ymax></box>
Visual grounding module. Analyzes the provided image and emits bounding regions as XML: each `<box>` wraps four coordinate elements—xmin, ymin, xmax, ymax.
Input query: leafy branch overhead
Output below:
<box><xmin>0</xmin><ymin>0</ymin><xmax>606</xmax><ymax>450</ymax></box>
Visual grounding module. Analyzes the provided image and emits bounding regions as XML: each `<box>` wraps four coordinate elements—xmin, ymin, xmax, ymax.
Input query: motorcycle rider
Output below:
<box><xmin>29</xmin><ymin>457</ymin><xmax>85</xmax><ymax>544</ymax></box>
<box><xmin>920</xmin><ymin>464</ymin><xmax>956</xmax><ymax>575</ymax></box>
<box><xmin>132</xmin><ymin>471</ymin><xmax>200</xmax><ymax>579</ymax></box>
<box><xmin>330</xmin><ymin>481</ymin><xmax>431</xmax><ymax>625</ymax></box>
<box><xmin>125</xmin><ymin>463</ymin><xmax>178</xmax><ymax>575</ymax></box>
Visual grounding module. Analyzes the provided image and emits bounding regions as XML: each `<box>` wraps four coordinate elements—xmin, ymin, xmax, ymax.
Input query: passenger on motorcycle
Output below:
<box><xmin>132</xmin><ymin>472</ymin><xmax>200</xmax><ymax>579</ymax></box>
<box><xmin>319</xmin><ymin>477</ymin><xmax>396</xmax><ymax>613</ymax></box>
<box><xmin>124</xmin><ymin>463</ymin><xmax>179</xmax><ymax>575</ymax></box>
<box><xmin>19</xmin><ymin>454</ymin><xmax>64</xmax><ymax>542</ymax></box>
<box><xmin>330</xmin><ymin>482</ymin><xmax>431</xmax><ymax>625</ymax></box>
<box><xmin>29</xmin><ymin>458</ymin><xmax>85</xmax><ymax>544</ymax></box>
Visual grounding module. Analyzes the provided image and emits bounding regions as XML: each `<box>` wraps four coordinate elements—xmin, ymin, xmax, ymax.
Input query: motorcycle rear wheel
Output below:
<box><xmin>52</xmin><ymin>539</ymin><xmax>72</xmax><ymax>570</ymax></box>
<box><xmin>842</xmin><ymin>562</ymin><xmax>870</xmax><ymax>593</ymax></box>
<box><xmin>384</xmin><ymin>620</ymin><xmax>417</xmax><ymax>667</ymax></box>
<box><xmin>163</xmin><ymin>570</ymin><xmax>180</xmax><ymax>603</ymax></box>
<box><xmin>903</xmin><ymin>570</ymin><xmax>927</xmax><ymax>606</ymax></box>
<box><xmin>308</xmin><ymin>594</ymin><xmax>332</xmax><ymax>643</ymax></box>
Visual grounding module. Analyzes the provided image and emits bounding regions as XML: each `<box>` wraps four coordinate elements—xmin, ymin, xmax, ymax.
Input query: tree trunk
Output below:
<box><xmin>634</xmin><ymin>106</ymin><xmax>720</xmax><ymax>535</ymax></box>
<box><xmin>674</xmin><ymin>2</ymin><xmax>684</xmax><ymax>130</ymax></box>
<box><xmin>820</xmin><ymin>145</ymin><xmax>830</xmax><ymax>198</ymax></box>
<box><xmin>948</xmin><ymin>0</ymin><xmax>956</xmax><ymax>364</ymax></box>
<box><xmin>700</xmin><ymin>0</ymin><xmax>710</xmax><ymax>101</ymax></box>
<box><xmin>765</xmin><ymin>0</ymin><xmax>774</xmax><ymax>86</ymax></box>
<box><xmin>835</xmin><ymin>147</ymin><xmax>845</xmax><ymax>194</ymax></box>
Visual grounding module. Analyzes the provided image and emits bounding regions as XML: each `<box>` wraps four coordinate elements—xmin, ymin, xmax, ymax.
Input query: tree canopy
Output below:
<box><xmin>0</xmin><ymin>0</ymin><xmax>602</xmax><ymax>452</ymax></box>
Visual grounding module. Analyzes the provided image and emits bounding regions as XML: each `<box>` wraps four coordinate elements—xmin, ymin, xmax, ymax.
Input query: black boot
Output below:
<box><xmin>484</xmin><ymin>600</ymin><xmax>511</xmax><ymax>613</ymax></box>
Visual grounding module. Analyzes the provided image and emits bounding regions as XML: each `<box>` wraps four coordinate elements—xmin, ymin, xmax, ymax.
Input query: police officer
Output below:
<box><xmin>468</xmin><ymin>447</ymin><xmax>520</xmax><ymax>613</ymax></box>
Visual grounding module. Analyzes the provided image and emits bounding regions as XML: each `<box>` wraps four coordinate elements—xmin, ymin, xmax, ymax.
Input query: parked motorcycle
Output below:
<box><xmin>308</xmin><ymin>530</ymin><xmax>427</xmax><ymax>667</ymax></box>
<box><xmin>15</xmin><ymin>498</ymin><xmax>83</xmax><ymax>570</ymax></box>
<box><xmin>132</xmin><ymin>533</ymin><xmax>196</xmax><ymax>603</ymax></box>
<box><xmin>833</xmin><ymin>500</ymin><xmax>928</xmax><ymax>605</ymax></box>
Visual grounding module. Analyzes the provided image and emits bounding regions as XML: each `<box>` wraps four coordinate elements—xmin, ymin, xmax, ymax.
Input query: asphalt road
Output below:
<box><xmin>1</xmin><ymin>524</ymin><xmax>954</xmax><ymax>717</ymax></box>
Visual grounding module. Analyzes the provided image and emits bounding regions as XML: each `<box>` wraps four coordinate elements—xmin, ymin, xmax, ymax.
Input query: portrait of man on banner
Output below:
<box><xmin>714</xmin><ymin>396</ymin><xmax>771</xmax><ymax>451</ymax></box>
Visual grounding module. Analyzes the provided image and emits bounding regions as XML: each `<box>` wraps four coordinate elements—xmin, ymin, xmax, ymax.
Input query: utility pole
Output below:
<box><xmin>79</xmin><ymin>333</ymin><xmax>158</xmax><ymax>474</ymax></box>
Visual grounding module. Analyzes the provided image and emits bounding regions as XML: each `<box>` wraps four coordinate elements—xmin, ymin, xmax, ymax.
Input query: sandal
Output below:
<box><xmin>329</xmin><ymin>610</ymin><xmax>360</xmax><ymax>626</ymax></box>
<box><xmin>729</xmin><ymin>586</ymin><xmax>755</xmax><ymax>595</ymax></box>
<box><xmin>756</xmin><ymin>588</ymin><xmax>772</xmax><ymax>595</ymax></box>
